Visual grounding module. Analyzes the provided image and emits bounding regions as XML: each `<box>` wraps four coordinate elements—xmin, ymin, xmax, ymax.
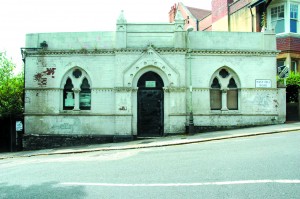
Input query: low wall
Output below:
<box><xmin>22</xmin><ymin>134</ymin><xmax>134</xmax><ymax>150</ymax></box>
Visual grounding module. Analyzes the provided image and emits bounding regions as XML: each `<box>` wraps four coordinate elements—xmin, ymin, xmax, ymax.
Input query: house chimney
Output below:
<box><xmin>169</xmin><ymin>4</ymin><xmax>177</xmax><ymax>23</ymax></box>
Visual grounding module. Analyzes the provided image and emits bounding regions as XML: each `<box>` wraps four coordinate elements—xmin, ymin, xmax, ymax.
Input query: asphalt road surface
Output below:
<box><xmin>0</xmin><ymin>131</ymin><xmax>300</xmax><ymax>199</ymax></box>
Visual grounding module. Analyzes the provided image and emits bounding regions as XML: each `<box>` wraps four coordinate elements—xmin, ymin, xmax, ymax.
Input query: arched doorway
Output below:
<box><xmin>137</xmin><ymin>71</ymin><xmax>164</xmax><ymax>137</ymax></box>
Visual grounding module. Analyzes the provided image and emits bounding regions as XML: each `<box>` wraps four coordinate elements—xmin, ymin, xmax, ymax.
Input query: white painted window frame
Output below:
<box><xmin>268</xmin><ymin>1</ymin><xmax>300</xmax><ymax>34</ymax></box>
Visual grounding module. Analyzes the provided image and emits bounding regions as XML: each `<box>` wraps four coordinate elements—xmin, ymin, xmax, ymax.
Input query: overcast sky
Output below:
<box><xmin>0</xmin><ymin>0</ymin><xmax>211</xmax><ymax>73</ymax></box>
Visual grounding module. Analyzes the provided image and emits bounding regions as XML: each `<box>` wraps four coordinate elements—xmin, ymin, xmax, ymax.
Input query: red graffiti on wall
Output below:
<box><xmin>34</xmin><ymin>68</ymin><xmax>56</xmax><ymax>86</ymax></box>
<box><xmin>43</xmin><ymin>68</ymin><xmax>56</xmax><ymax>77</ymax></box>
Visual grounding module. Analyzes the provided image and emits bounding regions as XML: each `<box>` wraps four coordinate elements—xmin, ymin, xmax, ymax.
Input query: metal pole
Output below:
<box><xmin>284</xmin><ymin>78</ymin><xmax>286</xmax><ymax>86</ymax></box>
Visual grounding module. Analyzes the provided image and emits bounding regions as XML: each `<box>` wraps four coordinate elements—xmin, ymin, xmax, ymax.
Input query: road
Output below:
<box><xmin>0</xmin><ymin>131</ymin><xmax>300</xmax><ymax>199</ymax></box>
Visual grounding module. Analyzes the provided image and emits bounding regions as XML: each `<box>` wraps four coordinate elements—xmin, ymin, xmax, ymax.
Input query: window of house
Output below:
<box><xmin>210</xmin><ymin>68</ymin><xmax>239</xmax><ymax>111</ymax></box>
<box><xmin>80</xmin><ymin>78</ymin><xmax>91</xmax><ymax>110</ymax></box>
<box><xmin>271</xmin><ymin>5</ymin><xmax>285</xmax><ymax>33</ymax></box>
<box><xmin>63</xmin><ymin>78</ymin><xmax>74</xmax><ymax>110</ymax></box>
<box><xmin>291</xmin><ymin>60</ymin><xmax>298</xmax><ymax>73</ymax></box>
<box><xmin>62</xmin><ymin>68</ymin><xmax>91</xmax><ymax>111</ymax></box>
<box><xmin>277</xmin><ymin>59</ymin><xmax>285</xmax><ymax>74</ymax></box>
<box><xmin>227</xmin><ymin>78</ymin><xmax>238</xmax><ymax>110</ymax></box>
<box><xmin>210</xmin><ymin>78</ymin><xmax>222</xmax><ymax>110</ymax></box>
<box><xmin>290</xmin><ymin>4</ymin><xmax>298</xmax><ymax>33</ymax></box>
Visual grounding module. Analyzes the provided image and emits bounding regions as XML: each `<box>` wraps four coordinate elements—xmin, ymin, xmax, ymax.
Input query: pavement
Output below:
<box><xmin>1</xmin><ymin>122</ymin><xmax>300</xmax><ymax>160</ymax></box>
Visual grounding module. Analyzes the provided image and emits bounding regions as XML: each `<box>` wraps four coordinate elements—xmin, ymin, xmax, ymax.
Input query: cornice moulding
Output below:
<box><xmin>24</xmin><ymin>48</ymin><xmax>279</xmax><ymax>56</ymax></box>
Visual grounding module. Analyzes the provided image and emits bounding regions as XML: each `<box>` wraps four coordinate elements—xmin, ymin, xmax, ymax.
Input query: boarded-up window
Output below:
<box><xmin>227</xmin><ymin>78</ymin><xmax>238</xmax><ymax>110</ymax></box>
<box><xmin>210</xmin><ymin>89</ymin><xmax>222</xmax><ymax>110</ymax></box>
<box><xmin>210</xmin><ymin>78</ymin><xmax>221</xmax><ymax>110</ymax></box>
<box><xmin>227</xmin><ymin>89</ymin><xmax>238</xmax><ymax>110</ymax></box>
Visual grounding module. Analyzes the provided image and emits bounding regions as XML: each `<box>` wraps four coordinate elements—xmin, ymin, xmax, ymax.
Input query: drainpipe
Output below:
<box><xmin>250</xmin><ymin>7</ymin><xmax>254</xmax><ymax>32</ymax></box>
<box><xmin>228</xmin><ymin>3</ymin><xmax>231</xmax><ymax>31</ymax></box>
<box><xmin>186</xmin><ymin>26</ymin><xmax>194</xmax><ymax>135</ymax></box>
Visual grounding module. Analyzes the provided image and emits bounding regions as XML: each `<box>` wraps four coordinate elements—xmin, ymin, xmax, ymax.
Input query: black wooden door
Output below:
<box><xmin>138</xmin><ymin>89</ymin><xmax>163</xmax><ymax>136</ymax></box>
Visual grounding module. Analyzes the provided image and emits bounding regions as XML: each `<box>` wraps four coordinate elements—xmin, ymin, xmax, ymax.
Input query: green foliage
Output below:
<box><xmin>261</xmin><ymin>12</ymin><xmax>267</xmax><ymax>28</ymax></box>
<box><xmin>286</xmin><ymin>72</ymin><xmax>300</xmax><ymax>86</ymax></box>
<box><xmin>278</xmin><ymin>72</ymin><xmax>300</xmax><ymax>103</ymax></box>
<box><xmin>0</xmin><ymin>52</ymin><xmax>24</xmax><ymax>116</ymax></box>
<box><xmin>278</xmin><ymin>72</ymin><xmax>300</xmax><ymax>86</ymax></box>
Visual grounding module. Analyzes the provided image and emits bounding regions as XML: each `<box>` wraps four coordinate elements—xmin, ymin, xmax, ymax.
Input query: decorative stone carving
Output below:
<box><xmin>117</xmin><ymin>10</ymin><xmax>127</xmax><ymax>24</ymax></box>
<box><xmin>167</xmin><ymin>87</ymin><xmax>187</xmax><ymax>92</ymax></box>
<box><xmin>115</xmin><ymin>87</ymin><xmax>133</xmax><ymax>92</ymax></box>
<box><xmin>174</xmin><ymin>11</ymin><xmax>185</xmax><ymax>31</ymax></box>
<box><xmin>123</xmin><ymin>44</ymin><xmax>180</xmax><ymax>87</ymax></box>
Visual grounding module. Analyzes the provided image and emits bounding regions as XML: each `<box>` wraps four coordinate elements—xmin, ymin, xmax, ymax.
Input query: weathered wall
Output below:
<box><xmin>24</xmin><ymin>19</ymin><xmax>283</xmax><ymax>149</ymax></box>
<box><xmin>230</xmin><ymin>6</ymin><xmax>254</xmax><ymax>32</ymax></box>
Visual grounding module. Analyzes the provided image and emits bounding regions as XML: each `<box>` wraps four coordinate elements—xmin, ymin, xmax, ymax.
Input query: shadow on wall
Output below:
<box><xmin>286</xmin><ymin>85</ymin><xmax>299</xmax><ymax>121</ymax></box>
<box><xmin>0</xmin><ymin>117</ymin><xmax>23</xmax><ymax>152</ymax></box>
<box><xmin>0</xmin><ymin>117</ymin><xmax>12</xmax><ymax>152</ymax></box>
<box><xmin>0</xmin><ymin>182</ymin><xmax>86</xmax><ymax>199</ymax></box>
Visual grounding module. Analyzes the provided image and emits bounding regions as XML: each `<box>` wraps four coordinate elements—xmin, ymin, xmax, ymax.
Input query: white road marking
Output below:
<box><xmin>61</xmin><ymin>180</ymin><xmax>300</xmax><ymax>187</ymax></box>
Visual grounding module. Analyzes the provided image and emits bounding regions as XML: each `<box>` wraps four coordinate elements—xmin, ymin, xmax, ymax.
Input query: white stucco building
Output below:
<box><xmin>22</xmin><ymin>12</ymin><xmax>285</xmax><ymax>149</ymax></box>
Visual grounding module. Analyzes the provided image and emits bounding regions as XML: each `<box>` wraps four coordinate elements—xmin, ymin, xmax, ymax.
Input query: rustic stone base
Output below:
<box><xmin>22</xmin><ymin>134</ymin><xmax>134</xmax><ymax>151</ymax></box>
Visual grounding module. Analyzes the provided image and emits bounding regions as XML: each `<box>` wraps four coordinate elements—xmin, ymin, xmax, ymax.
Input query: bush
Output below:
<box><xmin>278</xmin><ymin>72</ymin><xmax>300</xmax><ymax>103</ymax></box>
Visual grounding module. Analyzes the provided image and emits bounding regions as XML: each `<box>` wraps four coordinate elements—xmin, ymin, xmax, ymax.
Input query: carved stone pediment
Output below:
<box><xmin>123</xmin><ymin>44</ymin><xmax>180</xmax><ymax>87</ymax></box>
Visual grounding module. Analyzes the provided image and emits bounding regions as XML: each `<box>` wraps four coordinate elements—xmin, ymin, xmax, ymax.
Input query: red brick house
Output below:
<box><xmin>169</xmin><ymin>0</ymin><xmax>300</xmax><ymax>73</ymax></box>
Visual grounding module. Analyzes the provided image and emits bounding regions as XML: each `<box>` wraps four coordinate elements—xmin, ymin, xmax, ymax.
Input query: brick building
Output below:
<box><xmin>22</xmin><ymin>11</ymin><xmax>285</xmax><ymax>150</ymax></box>
<box><xmin>170</xmin><ymin>0</ymin><xmax>300</xmax><ymax>73</ymax></box>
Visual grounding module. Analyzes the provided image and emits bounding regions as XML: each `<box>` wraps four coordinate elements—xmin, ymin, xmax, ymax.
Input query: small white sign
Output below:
<box><xmin>16</xmin><ymin>121</ymin><xmax>23</xmax><ymax>131</ymax></box>
<box><xmin>146</xmin><ymin>81</ymin><xmax>156</xmax><ymax>88</ymax></box>
<box><xmin>255</xmin><ymin>79</ymin><xmax>272</xmax><ymax>88</ymax></box>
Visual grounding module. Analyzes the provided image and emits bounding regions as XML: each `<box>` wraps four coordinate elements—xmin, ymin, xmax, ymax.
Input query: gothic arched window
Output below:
<box><xmin>80</xmin><ymin>78</ymin><xmax>91</xmax><ymax>110</ymax></box>
<box><xmin>227</xmin><ymin>78</ymin><xmax>238</xmax><ymax>110</ymax></box>
<box><xmin>63</xmin><ymin>78</ymin><xmax>74</xmax><ymax>110</ymax></box>
<box><xmin>61</xmin><ymin>68</ymin><xmax>92</xmax><ymax>111</ymax></box>
<box><xmin>210</xmin><ymin>68</ymin><xmax>239</xmax><ymax>111</ymax></box>
<box><xmin>210</xmin><ymin>77</ymin><xmax>222</xmax><ymax>110</ymax></box>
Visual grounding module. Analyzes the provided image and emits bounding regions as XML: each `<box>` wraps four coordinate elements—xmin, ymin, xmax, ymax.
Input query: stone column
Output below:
<box><xmin>174</xmin><ymin>11</ymin><xmax>186</xmax><ymax>48</ymax></box>
<box><xmin>72</xmin><ymin>88</ymin><xmax>81</xmax><ymax>111</ymax></box>
<box><xmin>286</xmin><ymin>53</ymin><xmax>291</xmax><ymax>72</ymax></box>
<box><xmin>221</xmin><ymin>89</ymin><xmax>228</xmax><ymax>111</ymax></box>
<box><xmin>116</xmin><ymin>10</ymin><xmax>127</xmax><ymax>49</ymax></box>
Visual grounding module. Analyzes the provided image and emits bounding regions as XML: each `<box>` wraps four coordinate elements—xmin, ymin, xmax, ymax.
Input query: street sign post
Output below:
<box><xmin>278</xmin><ymin>65</ymin><xmax>289</xmax><ymax>86</ymax></box>
<box><xmin>278</xmin><ymin>65</ymin><xmax>289</xmax><ymax>78</ymax></box>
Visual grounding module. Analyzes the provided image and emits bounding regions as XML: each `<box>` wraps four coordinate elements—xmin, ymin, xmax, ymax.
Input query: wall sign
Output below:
<box><xmin>255</xmin><ymin>79</ymin><xmax>271</xmax><ymax>88</ymax></box>
<box><xmin>146</xmin><ymin>81</ymin><xmax>156</xmax><ymax>88</ymax></box>
<box><xmin>16</xmin><ymin>121</ymin><xmax>23</xmax><ymax>131</ymax></box>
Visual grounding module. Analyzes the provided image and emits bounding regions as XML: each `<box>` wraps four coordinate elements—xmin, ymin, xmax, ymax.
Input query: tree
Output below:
<box><xmin>0</xmin><ymin>52</ymin><xmax>24</xmax><ymax>116</ymax></box>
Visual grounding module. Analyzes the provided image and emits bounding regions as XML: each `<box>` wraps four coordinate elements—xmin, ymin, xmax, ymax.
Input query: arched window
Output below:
<box><xmin>227</xmin><ymin>78</ymin><xmax>238</xmax><ymax>110</ymax></box>
<box><xmin>63</xmin><ymin>78</ymin><xmax>74</xmax><ymax>110</ymax></box>
<box><xmin>80</xmin><ymin>78</ymin><xmax>91</xmax><ymax>110</ymax></box>
<box><xmin>210</xmin><ymin>78</ymin><xmax>222</xmax><ymax>110</ymax></box>
<box><xmin>61</xmin><ymin>68</ymin><xmax>91</xmax><ymax>111</ymax></box>
<box><xmin>210</xmin><ymin>68</ymin><xmax>239</xmax><ymax>111</ymax></box>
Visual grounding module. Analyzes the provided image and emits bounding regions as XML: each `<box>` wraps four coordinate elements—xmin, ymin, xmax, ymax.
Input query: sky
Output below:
<box><xmin>0</xmin><ymin>0</ymin><xmax>211</xmax><ymax>73</ymax></box>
